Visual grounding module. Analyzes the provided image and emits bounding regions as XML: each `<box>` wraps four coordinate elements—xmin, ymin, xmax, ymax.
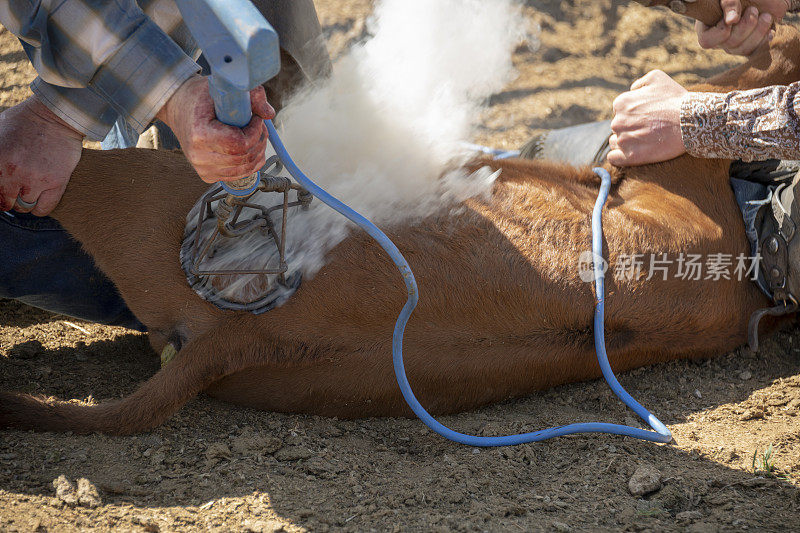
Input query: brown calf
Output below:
<box><xmin>1</xmin><ymin>3</ymin><xmax>796</xmax><ymax>434</ymax></box>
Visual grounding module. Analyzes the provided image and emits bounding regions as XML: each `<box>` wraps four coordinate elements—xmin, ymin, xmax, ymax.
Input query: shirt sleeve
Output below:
<box><xmin>680</xmin><ymin>83</ymin><xmax>800</xmax><ymax>162</ymax></box>
<box><xmin>29</xmin><ymin>77</ymin><xmax>119</xmax><ymax>141</ymax></box>
<box><xmin>789</xmin><ymin>0</ymin><xmax>800</xmax><ymax>12</ymax></box>
<box><xmin>0</xmin><ymin>0</ymin><xmax>199</xmax><ymax>139</ymax></box>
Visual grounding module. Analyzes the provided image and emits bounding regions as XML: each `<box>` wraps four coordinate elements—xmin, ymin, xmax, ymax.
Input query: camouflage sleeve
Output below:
<box><xmin>680</xmin><ymin>83</ymin><xmax>800</xmax><ymax>161</ymax></box>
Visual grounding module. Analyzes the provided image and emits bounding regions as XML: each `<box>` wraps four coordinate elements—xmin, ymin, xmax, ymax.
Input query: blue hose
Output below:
<box><xmin>265</xmin><ymin>120</ymin><xmax>671</xmax><ymax>445</ymax></box>
<box><xmin>459</xmin><ymin>142</ymin><xmax>521</xmax><ymax>160</ymax></box>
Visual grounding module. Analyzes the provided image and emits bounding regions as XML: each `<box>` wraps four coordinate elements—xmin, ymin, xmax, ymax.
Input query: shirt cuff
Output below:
<box><xmin>31</xmin><ymin>77</ymin><xmax>119</xmax><ymax>141</ymax></box>
<box><xmin>89</xmin><ymin>17</ymin><xmax>200</xmax><ymax>135</ymax></box>
<box><xmin>680</xmin><ymin>91</ymin><xmax>733</xmax><ymax>159</ymax></box>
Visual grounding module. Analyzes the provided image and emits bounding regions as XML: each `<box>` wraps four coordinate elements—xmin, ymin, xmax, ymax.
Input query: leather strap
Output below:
<box><xmin>749</xmin><ymin>179</ymin><xmax>800</xmax><ymax>351</ymax></box>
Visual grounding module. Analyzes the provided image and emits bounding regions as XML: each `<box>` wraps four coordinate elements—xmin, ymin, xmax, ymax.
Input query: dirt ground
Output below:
<box><xmin>3</xmin><ymin>0</ymin><xmax>800</xmax><ymax>531</ymax></box>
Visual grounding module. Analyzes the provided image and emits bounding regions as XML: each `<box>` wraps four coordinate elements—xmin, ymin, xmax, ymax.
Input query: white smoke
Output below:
<box><xmin>183</xmin><ymin>0</ymin><xmax>530</xmax><ymax>306</ymax></box>
<box><xmin>277</xmin><ymin>0</ymin><xmax>527</xmax><ymax>219</ymax></box>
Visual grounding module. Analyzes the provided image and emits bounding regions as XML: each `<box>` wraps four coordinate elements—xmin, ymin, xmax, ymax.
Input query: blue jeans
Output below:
<box><xmin>1</xmin><ymin>210</ymin><xmax>145</xmax><ymax>330</ymax></box>
<box><xmin>2</xmin><ymin>118</ymin><xmax>145</xmax><ymax>330</ymax></box>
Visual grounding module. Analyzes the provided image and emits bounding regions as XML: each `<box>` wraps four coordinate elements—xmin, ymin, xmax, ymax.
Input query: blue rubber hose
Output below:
<box><xmin>265</xmin><ymin>120</ymin><xmax>671</xmax><ymax>445</ymax></box>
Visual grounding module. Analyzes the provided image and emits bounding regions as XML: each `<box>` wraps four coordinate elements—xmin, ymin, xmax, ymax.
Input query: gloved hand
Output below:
<box><xmin>695</xmin><ymin>0</ymin><xmax>789</xmax><ymax>56</ymax></box>
<box><xmin>0</xmin><ymin>96</ymin><xmax>83</xmax><ymax>216</ymax></box>
<box><xmin>608</xmin><ymin>70</ymin><xmax>688</xmax><ymax>167</ymax></box>
<box><xmin>156</xmin><ymin>75</ymin><xmax>275</xmax><ymax>183</ymax></box>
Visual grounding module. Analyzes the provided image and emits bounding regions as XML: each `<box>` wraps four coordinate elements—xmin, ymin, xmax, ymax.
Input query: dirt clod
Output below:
<box><xmin>52</xmin><ymin>475</ymin><xmax>77</xmax><ymax>506</ymax></box>
<box><xmin>51</xmin><ymin>476</ymin><xmax>101</xmax><ymax>508</ymax></box>
<box><xmin>9</xmin><ymin>340</ymin><xmax>43</xmax><ymax>359</ymax></box>
<box><xmin>75</xmin><ymin>478</ymin><xmax>102</xmax><ymax>508</ymax></box>
<box><xmin>204</xmin><ymin>442</ymin><xmax>232</xmax><ymax>465</ymax></box>
<box><xmin>274</xmin><ymin>445</ymin><xmax>314</xmax><ymax>462</ymax></box>
<box><xmin>740</xmin><ymin>407</ymin><xmax>765</xmax><ymax>421</ymax></box>
<box><xmin>629</xmin><ymin>464</ymin><xmax>663</xmax><ymax>497</ymax></box>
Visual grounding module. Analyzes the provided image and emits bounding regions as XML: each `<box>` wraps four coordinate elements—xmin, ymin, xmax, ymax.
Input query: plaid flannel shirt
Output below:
<box><xmin>0</xmin><ymin>0</ymin><xmax>201</xmax><ymax>140</ymax></box>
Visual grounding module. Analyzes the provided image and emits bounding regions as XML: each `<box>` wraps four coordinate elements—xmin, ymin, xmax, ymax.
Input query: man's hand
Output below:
<box><xmin>0</xmin><ymin>96</ymin><xmax>83</xmax><ymax>216</ymax></box>
<box><xmin>608</xmin><ymin>70</ymin><xmax>688</xmax><ymax>167</ymax></box>
<box><xmin>695</xmin><ymin>0</ymin><xmax>789</xmax><ymax>56</ymax></box>
<box><xmin>156</xmin><ymin>75</ymin><xmax>275</xmax><ymax>183</ymax></box>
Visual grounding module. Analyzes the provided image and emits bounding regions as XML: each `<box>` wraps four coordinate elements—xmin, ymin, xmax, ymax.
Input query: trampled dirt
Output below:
<box><xmin>2</xmin><ymin>1</ymin><xmax>799</xmax><ymax>531</ymax></box>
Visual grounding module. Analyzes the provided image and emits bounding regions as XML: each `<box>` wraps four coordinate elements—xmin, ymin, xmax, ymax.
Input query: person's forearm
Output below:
<box><xmin>0</xmin><ymin>0</ymin><xmax>199</xmax><ymax>139</ymax></box>
<box><xmin>680</xmin><ymin>82</ymin><xmax>800</xmax><ymax>161</ymax></box>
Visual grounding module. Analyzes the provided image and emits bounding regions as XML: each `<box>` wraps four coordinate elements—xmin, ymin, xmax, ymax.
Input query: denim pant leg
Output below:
<box><xmin>1</xmin><ymin>211</ymin><xmax>145</xmax><ymax>330</ymax></box>
<box><xmin>100</xmin><ymin>118</ymin><xmax>140</xmax><ymax>150</ymax></box>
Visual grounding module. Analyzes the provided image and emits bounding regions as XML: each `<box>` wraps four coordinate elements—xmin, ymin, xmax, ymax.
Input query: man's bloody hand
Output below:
<box><xmin>156</xmin><ymin>75</ymin><xmax>275</xmax><ymax>183</ymax></box>
<box><xmin>0</xmin><ymin>96</ymin><xmax>83</xmax><ymax>216</ymax></box>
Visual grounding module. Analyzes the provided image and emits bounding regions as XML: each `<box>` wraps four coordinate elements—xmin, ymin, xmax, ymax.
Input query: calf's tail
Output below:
<box><xmin>0</xmin><ymin>328</ymin><xmax>236</xmax><ymax>435</ymax></box>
